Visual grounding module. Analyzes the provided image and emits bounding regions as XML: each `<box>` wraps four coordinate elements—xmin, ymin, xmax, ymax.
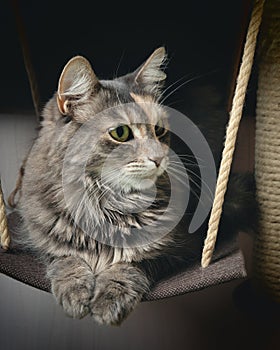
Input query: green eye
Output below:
<box><xmin>155</xmin><ymin>120</ymin><xmax>166</xmax><ymax>138</ymax></box>
<box><xmin>109</xmin><ymin>125</ymin><xmax>132</xmax><ymax>142</ymax></box>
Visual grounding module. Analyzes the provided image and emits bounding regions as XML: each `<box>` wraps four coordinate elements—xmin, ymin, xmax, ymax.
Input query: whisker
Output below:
<box><xmin>176</xmin><ymin>154</ymin><xmax>206</xmax><ymax>164</ymax></box>
<box><xmin>186</xmin><ymin>168</ymin><xmax>214</xmax><ymax>201</ymax></box>
<box><xmin>161</xmin><ymin>74</ymin><xmax>206</xmax><ymax>104</ymax></box>
<box><xmin>167</xmin><ymin>164</ymin><xmax>214</xmax><ymax>204</ymax></box>
<box><xmin>167</xmin><ymin>168</ymin><xmax>202</xmax><ymax>203</ymax></box>
<box><xmin>114</xmin><ymin>50</ymin><xmax>126</xmax><ymax>79</ymax></box>
<box><xmin>160</xmin><ymin>68</ymin><xmax>220</xmax><ymax>105</ymax></box>
<box><xmin>168</xmin><ymin>160</ymin><xmax>201</xmax><ymax>168</ymax></box>
<box><xmin>161</xmin><ymin>73</ymin><xmax>193</xmax><ymax>96</ymax></box>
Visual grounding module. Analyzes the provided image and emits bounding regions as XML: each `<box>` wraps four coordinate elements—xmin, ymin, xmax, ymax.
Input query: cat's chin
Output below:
<box><xmin>131</xmin><ymin>177</ymin><xmax>157</xmax><ymax>191</ymax></box>
<box><xmin>118</xmin><ymin>175</ymin><xmax>158</xmax><ymax>194</ymax></box>
<box><xmin>120</xmin><ymin>166</ymin><xmax>166</xmax><ymax>193</ymax></box>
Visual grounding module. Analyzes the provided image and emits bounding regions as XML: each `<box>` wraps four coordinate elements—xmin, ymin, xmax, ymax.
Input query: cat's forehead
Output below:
<box><xmin>92</xmin><ymin>79</ymin><xmax>168</xmax><ymax>130</ymax></box>
<box><xmin>129</xmin><ymin>93</ymin><xmax>162</xmax><ymax>123</ymax></box>
<box><xmin>97</xmin><ymin>94</ymin><xmax>167</xmax><ymax>130</ymax></box>
<box><xmin>120</xmin><ymin>93</ymin><xmax>166</xmax><ymax>125</ymax></box>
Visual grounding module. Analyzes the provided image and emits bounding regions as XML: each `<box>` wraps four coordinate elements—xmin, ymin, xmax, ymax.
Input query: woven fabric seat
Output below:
<box><xmin>0</xmin><ymin>212</ymin><xmax>246</xmax><ymax>301</ymax></box>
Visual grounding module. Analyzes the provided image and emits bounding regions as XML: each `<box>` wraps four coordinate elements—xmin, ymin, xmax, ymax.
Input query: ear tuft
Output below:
<box><xmin>134</xmin><ymin>47</ymin><xmax>167</xmax><ymax>96</ymax></box>
<box><xmin>57</xmin><ymin>56</ymin><xmax>98</xmax><ymax>115</ymax></box>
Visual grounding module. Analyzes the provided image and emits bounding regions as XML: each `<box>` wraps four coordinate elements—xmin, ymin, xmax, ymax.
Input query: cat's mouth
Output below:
<box><xmin>96</xmin><ymin>158</ymin><xmax>167</xmax><ymax>194</ymax></box>
<box><xmin>117</xmin><ymin>167</ymin><xmax>166</xmax><ymax>193</ymax></box>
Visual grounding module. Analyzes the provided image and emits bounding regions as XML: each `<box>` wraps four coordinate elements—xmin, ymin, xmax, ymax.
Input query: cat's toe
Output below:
<box><xmin>90</xmin><ymin>264</ymin><xmax>150</xmax><ymax>325</ymax></box>
<box><xmin>61</xmin><ymin>285</ymin><xmax>93</xmax><ymax>319</ymax></box>
<box><xmin>90</xmin><ymin>280</ymin><xmax>142</xmax><ymax>326</ymax></box>
<box><xmin>48</xmin><ymin>257</ymin><xmax>96</xmax><ymax>319</ymax></box>
<box><xmin>91</xmin><ymin>292</ymin><xmax>140</xmax><ymax>326</ymax></box>
<box><xmin>52</xmin><ymin>280</ymin><xmax>95</xmax><ymax>319</ymax></box>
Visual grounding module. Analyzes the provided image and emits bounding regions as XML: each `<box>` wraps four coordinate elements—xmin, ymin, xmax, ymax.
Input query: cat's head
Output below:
<box><xmin>46</xmin><ymin>48</ymin><xmax>170</xmax><ymax>193</ymax></box>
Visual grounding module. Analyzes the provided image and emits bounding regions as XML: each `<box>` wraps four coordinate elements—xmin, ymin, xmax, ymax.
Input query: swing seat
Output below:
<box><xmin>0</xmin><ymin>212</ymin><xmax>246</xmax><ymax>301</ymax></box>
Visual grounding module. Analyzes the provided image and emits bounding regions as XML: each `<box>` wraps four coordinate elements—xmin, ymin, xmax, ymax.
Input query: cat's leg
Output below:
<box><xmin>47</xmin><ymin>256</ymin><xmax>95</xmax><ymax>319</ymax></box>
<box><xmin>90</xmin><ymin>263</ymin><xmax>150</xmax><ymax>326</ymax></box>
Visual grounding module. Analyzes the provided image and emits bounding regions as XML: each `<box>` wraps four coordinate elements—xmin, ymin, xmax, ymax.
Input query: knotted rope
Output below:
<box><xmin>0</xmin><ymin>182</ymin><xmax>10</xmax><ymax>250</ymax></box>
<box><xmin>253</xmin><ymin>0</ymin><xmax>280</xmax><ymax>302</ymax></box>
<box><xmin>201</xmin><ymin>0</ymin><xmax>265</xmax><ymax>268</ymax></box>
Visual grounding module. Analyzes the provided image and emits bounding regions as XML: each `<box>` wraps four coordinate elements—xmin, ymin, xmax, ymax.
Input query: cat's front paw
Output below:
<box><xmin>91</xmin><ymin>279</ymin><xmax>140</xmax><ymax>325</ymax></box>
<box><xmin>90</xmin><ymin>264</ymin><xmax>150</xmax><ymax>326</ymax></box>
<box><xmin>53</xmin><ymin>278</ymin><xmax>95</xmax><ymax>319</ymax></box>
<box><xmin>48</xmin><ymin>257</ymin><xmax>95</xmax><ymax>319</ymax></box>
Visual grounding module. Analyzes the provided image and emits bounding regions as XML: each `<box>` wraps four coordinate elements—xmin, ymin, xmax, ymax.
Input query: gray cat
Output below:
<box><xmin>19</xmin><ymin>47</ymin><xmax>256</xmax><ymax>325</ymax></box>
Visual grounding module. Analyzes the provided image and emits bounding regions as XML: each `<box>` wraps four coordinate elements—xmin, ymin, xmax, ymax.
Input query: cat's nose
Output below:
<box><xmin>149</xmin><ymin>157</ymin><xmax>163</xmax><ymax>168</ymax></box>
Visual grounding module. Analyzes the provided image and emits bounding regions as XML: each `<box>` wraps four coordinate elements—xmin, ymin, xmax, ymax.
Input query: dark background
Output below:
<box><xmin>2</xmin><ymin>0</ymin><xmax>248</xmax><ymax>113</ymax></box>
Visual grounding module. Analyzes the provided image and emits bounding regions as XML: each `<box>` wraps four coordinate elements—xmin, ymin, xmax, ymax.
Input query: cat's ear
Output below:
<box><xmin>134</xmin><ymin>47</ymin><xmax>167</xmax><ymax>96</ymax></box>
<box><xmin>57</xmin><ymin>56</ymin><xmax>99</xmax><ymax>115</ymax></box>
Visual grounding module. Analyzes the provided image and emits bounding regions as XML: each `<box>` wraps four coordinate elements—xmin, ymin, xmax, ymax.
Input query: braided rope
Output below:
<box><xmin>201</xmin><ymin>0</ymin><xmax>265</xmax><ymax>268</ymax></box>
<box><xmin>0</xmin><ymin>182</ymin><xmax>10</xmax><ymax>250</ymax></box>
<box><xmin>254</xmin><ymin>0</ymin><xmax>280</xmax><ymax>302</ymax></box>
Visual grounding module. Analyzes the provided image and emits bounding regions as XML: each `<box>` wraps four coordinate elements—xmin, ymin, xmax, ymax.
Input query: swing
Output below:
<box><xmin>0</xmin><ymin>0</ymin><xmax>279</xmax><ymax>304</ymax></box>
